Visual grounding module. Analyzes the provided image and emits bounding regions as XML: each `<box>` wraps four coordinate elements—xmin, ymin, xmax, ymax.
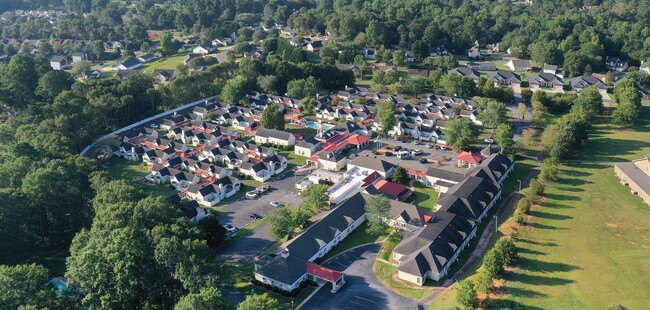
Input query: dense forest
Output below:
<box><xmin>2</xmin><ymin>0</ymin><xmax>650</xmax><ymax>76</ymax></box>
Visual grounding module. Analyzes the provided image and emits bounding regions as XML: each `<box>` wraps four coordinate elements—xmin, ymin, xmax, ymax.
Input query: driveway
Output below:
<box><xmin>300</xmin><ymin>244</ymin><xmax>421</xmax><ymax>310</ymax></box>
<box><xmin>217</xmin><ymin>168</ymin><xmax>307</xmax><ymax>261</ymax></box>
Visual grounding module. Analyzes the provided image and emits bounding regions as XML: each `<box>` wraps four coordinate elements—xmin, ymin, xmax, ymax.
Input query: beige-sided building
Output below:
<box><xmin>614</xmin><ymin>153</ymin><xmax>650</xmax><ymax>205</ymax></box>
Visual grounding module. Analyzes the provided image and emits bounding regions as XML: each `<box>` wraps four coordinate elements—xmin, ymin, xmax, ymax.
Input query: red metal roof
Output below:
<box><xmin>347</xmin><ymin>134</ymin><xmax>371</xmax><ymax>145</ymax></box>
<box><xmin>375</xmin><ymin>180</ymin><xmax>407</xmax><ymax>197</ymax></box>
<box><xmin>361</xmin><ymin>171</ymin><xmax>381</xmax><ymax>187</ymax></box>
<box><xmin>456</xmin><ymin>151</ymin><xmax>484</xmax><ymax>164</ymax></box>
<box><xmin>405</xmin><ymin>168</ymin><xmax>427</xmax><ymax>177</ymax></box>
<box><xmin>306</xmin><ymin>262</ymin><xmax>344</xmax><ymax>283</ymax></box>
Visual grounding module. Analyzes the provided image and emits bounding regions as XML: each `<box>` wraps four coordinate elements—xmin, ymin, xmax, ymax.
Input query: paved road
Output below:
<box><xmin>217</xmin><ymin>168</ymin><xmax>307</xmax><ymax>261</ymax></box>
<box><xmin>300</xmin><ymin>244</ymin><xmax>421</xmax><ymax>310</ymax></box>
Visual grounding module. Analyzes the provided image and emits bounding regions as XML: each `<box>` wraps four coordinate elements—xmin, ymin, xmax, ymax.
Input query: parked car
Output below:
<box><xmin>245</xmin><ymin>191</ymin><xmax>259</xmax><ymax>198</ymax></box>
<box><xmin>150</xmin><ymin>123</ymin><xmax>159</xmax><ymax>129</ymax></box>
<box><xmin>426</xmin><ymin>144</ymin><xmax>434</xmax><ymax>149</ymax></box>
<box><xmin>413</xmin><ymin>140</ymin><xmax>421</xmax><ymax>145</ymax></box>
<box><xmin>393</xmin><ymin>145</ymin><xmax>402</xmax><ymax>151</ymax></box>
<box><xmin>223</xmin><ymin>224</ymin><xmax>237</xmax><ymax>234</ymax></box>
<box><xmin>419</xmin><ymin>158</ymin><xmax>428</xmax><ymax>164</ymax></box>
<box><xmin>270</xmin><ymin>201</ymin><xmax>282</xmax><ymax>207</ymax></box>
<box><xmin>384</xmin><ymin>151</ymin><xmax>393</xmax><ymax>157</ymax></box>
<box><xmin>397</xmin><ymin>150</ymin><xmax>411</xmax><ymax>159</ymax></box>
<box><xmin>484</xmin><ymin>138</ymin><xmax>494</xmax><ymax>144</ymax></box>
<box><xmin>257</xmin><ymin>185</ymin><xmax>271</xmax><ymax>193</ymax></box>
<box><xmin>411</xmin><ymin>149</ymin><xmax>423</xmax><ymax>156</ymax></box>
<box><xmin>248</xmin><ymin>213</ymin><xmax>263</xmax><ymax>219</ymax></box>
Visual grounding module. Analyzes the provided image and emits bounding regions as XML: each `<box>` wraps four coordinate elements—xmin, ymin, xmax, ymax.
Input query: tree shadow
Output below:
<box><xmin>564</xmin><ymin>162</ymin><xmax>608</xmax><ymax>170</ymax></box>
<box><xmin>516</xmin><ymin>257</ymin><xmax>580</xmax><ymax>273</ymax></box>
<box><xmin>543</xmin><ymin>201</ymin><xmax>575</xmax><ymax>209</ymax></box>
<box><xmin>502</xmin><ymin>286</ymin><xmax>548</xmax><ymax>298</ymax></box>
<box><xmin>529</xmin><ymin>210</ymin><xmax>573</xmax><ymax>221</ymax></box>
<box><xmin>557</xmin><ymin>177</ymin><xmax>592</xmax><ymax>186</ymax></box>
<box><xmin>555</xmin><ymin>187</ymin><xmax>584</xmax><ymax>193</ymax></box>
<box><xmin>561</xmin><ymin>169</ymin><xmax>592</xmax><ymax>177</ymax></box>
<box><xmin>526</xmin><ymin>222</ymin><xmax>568</xmax><ymax>230</ymax></box>
<box><xmin>507</xmin><ymin>272</ymin><xmax>575</xmax><ymax>286</ymax></box>
<box><xmin>486</xmin><ymin>298</ymin><xmax>545</xmax><ymax>310</ymax></box>
<box><xmin>543</xmin><ymin>193</ymin><xmax>581</xmax><ymax>201</ymax></box>
<box><xmin>516</xmin><ymin>247</ymin><xmax>547</xmax><ymax>256</ymax></box>
<box><xmin>517</xmin><ymin>239</ymin><xmax>557</xmax><ymax>247</ymax></box>
<box><xmin>579</xmin><ymin>137</ymin><xmax>650</xmax><ymax>162</ymax></box>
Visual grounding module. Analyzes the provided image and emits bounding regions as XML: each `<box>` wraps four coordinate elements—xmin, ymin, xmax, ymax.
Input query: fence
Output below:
<box><xmin>80</xmin><ymin>95</ymin><xmax>219</xmax><ymax>157</ymax></box>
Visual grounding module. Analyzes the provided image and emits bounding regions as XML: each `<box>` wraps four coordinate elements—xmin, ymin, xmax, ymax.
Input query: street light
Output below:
<box><xmin>517</xmin><ymin>179</ymin><xmax>522</xmax><ymax>192</ymax></box>
<box><xmin>291</xmin><ymin>300</ymin><xmax>294</xmax><ymax>309</ymax></box>
<box><xmin>493</xmin><ymin>215</ymin><xmax>497</xmax><ymax>234</ymax></box>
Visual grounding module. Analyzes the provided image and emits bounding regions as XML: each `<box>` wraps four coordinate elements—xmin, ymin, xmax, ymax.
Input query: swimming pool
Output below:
<box><xmin>305</xmin><ymin>121</ymin><xmax>334</xmax><ymax>131</ymax></box>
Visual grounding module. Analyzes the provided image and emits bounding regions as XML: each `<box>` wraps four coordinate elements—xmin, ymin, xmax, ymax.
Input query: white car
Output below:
<box><xmin>245</xmin><ymin>191</ymin><xmax>259</xmax><ymax>198</ymax></box>
<box><xmin>150</xmin><ymin>123</ymin><xmax>159</xmax><ymax>129</ymax></box>
<box><xmin>410</xmin><ymin>149</ymin><xmax>422</xmax><ymax>156</ymax></box>
<box><xmin>223</xmin><ymin>224</ymin><xmax>237</xmax><ymax>234</ymax></box>
<box><xmin>270</xmin><ymin>201</ymin><xmax>282</xmax><ymax>208</ymax></box>
<box><xmin>256</xmin><ymin>185</ymin><xmax>271</xmax><ymax>193</ymax></box>
<box><xmin>484</xmin><ymin>138</ymin><xmax>494</xmax><ymax>144</ymax></box>
<box><xmin>397</xmin><ymin>150</ymin><xmax>411</xmax><ymax>159</ymax></box>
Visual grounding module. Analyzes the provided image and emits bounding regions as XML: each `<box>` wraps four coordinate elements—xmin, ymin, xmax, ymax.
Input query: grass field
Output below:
<box><xmin>431</xmin><ymin>107</ymin><xmax>650</xmax><ymax>309</ymax></box>
<box><xmin>143</xmin><ymin>51</ymin><xmax>191</xmax><ymax>72</ymax></box>
<box><xmin>408</xmin><ymin>182</ymin><xmax>439</xmax><ymax>211</ymax></box>
<box><xmin>322</xmin><ymin>223</ymin><xmax>386</xmax><ymax>260</ymax></box>
<box><xmin>374</xmin><ymin>260</ymin><xmax>433</xmax><ymax>300</ymax></box>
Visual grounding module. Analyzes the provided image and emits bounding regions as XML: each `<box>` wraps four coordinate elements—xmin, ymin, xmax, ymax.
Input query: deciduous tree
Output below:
<box><xmin>364</xmin><ymin>195</ymin><xmax>391</xmax><ymax>236</ymax></box>
<box><xmin>444</xmin><ymin>118</ymin><xmax>478</xmax><ymax>151</ymax></box>
<box><xmin>260</xmin><ymin>104</ymin><xmax>285</xmax><ymax>130</ymax></box>
<box><xmin>376</xmin><ymin>100</ymin><xmax>396</xmax><ymax>136</ymax></box>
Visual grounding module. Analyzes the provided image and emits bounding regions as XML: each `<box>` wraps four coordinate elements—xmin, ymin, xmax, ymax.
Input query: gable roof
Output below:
<box><xmin>348</xmin><ymin>156</ymin><xmax>396</xmax><ymax>173</ymax></box>
<box><xmin>256</xmin><ymin>127</ymin><xmax>293</xmax><ymax>141</ymax></box>
<box><xmin>120</xmin><ymin>58</ymin><xmax>142</xmax><ymax>68</ymax></box>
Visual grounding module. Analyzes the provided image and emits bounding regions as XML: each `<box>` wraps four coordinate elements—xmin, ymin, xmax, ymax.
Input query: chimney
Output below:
<box><xmin>281</xmin><ymin>249</ymin><xmax>289</xmax><ymax>258</ymax></box>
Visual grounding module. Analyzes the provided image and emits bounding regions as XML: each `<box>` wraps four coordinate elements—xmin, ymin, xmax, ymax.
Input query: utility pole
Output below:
<box><xmin>518</xmin><ymin>179</ymin><xmax>522</xmax><ymax>192</ymax></box>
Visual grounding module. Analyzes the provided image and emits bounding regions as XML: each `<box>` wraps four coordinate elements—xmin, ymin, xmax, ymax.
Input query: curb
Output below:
<box><xmin>295</xmin><ymin>283</ymin><xmax>326</xmax><ymax>310</ymax></box>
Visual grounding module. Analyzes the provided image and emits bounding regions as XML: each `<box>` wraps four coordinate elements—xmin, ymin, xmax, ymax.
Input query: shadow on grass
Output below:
<box><xmin>529</xmin><ymin>210</ymin><xmax>573</xmax><ymax>220</ymax></box>
<box><xmin>526</xmin><ymin>222</ymin><xmax>568</xmax><ymax>230</ymax></box>
<box><xmin>579</xmin><ymin>137</ymin><xmax>650</xmax><ymax>162</ymax></box>
<box><xmin>543</xmin><ymin>193</ymin><xmax>581</xmax><ymax>201</ymax></box>
<box><xmin>503</xmin><ymin>286</ymin><xmax>548</xmax><ymax>298</ymax></box>
<box><xmin>557</xmin><ymin>177</ymin><xmax>593</xmax><ymax>186</ymax></box>
<box><xmin>564</xmin><ymin>162</ymin><xmax>609</xmax><ymax>170</ymax></box>
<box><xmin>555</xmin><ymin>187</ymin><xmax>584</xmax><ymax>193</ymax></box>
<box><xmin>517</xmin><ymin>239</ymin><xmax>558</xmax><ymax>247</ymax></box>
<box><xmin>543</xmin><ymin>201</ymin><xmax>576</xmax><ymax>209</ymax></box>
<box><xmin>507</xmin><ymin>272</ymin><xmax>574</xmax><ymax>286</ymax></box>
<box><xmin>516</xmin><ymin>247</ymin><xmax>547</xmax><ymax>256</ymax></box>
<box><xmin>560</xmin><ymin>169</ymin><xmax>592</xmax><ymax>177</ymax></box>
<box><xmin>516</xmin><ymin>257</ymin><xmax>580</xmax><ymax>273</ymax></box>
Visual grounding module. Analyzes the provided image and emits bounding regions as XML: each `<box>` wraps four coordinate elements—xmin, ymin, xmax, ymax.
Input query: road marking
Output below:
<box><xmin>348</xmin><ymin>300</ymin><xmax>370</xmax><ymax>308</ymax></box>
<box><xmin>330</xmin><ymin>260</ymin><xmax>348</xmax><ymax>268</ymax></box>
<box><xmin>355</xmin><ymin>296</ymin><xmax>375</xmax><ymax>303</ymax></box>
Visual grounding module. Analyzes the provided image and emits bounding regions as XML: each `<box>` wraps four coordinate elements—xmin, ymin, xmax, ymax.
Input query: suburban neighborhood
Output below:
<box><xmin>1</xmin><ymin>0</ymin><xmax>650</xmax><ymax>310</ymax></box>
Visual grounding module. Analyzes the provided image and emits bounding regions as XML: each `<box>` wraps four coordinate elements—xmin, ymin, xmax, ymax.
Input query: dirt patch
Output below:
<box><xmin>606</xmin><ymin>223</ymin><xmax>618</xmax><ymax>228</ymax></box>
<box><xmin>642</xmin><ymin>245</ymin><xmax>650</xmax><ymax>250</ymax></box>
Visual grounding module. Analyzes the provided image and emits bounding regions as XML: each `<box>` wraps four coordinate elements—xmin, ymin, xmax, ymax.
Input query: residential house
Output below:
<box><xmin>466</xmin><ymin>62</ymin><xmax>496</xmax><ymax>71</ymax></box>
<box><xmin>467</xmin><ymin>47</ymin><xmax>481</xmax><ymax>59</ymax></box>
<box><xmin>605</xmin><ymin>56</ymin><xmax>628</xmax><ymax>72</ymax></box>
<box><xmin>254</xmin><ymin>127</ymin><xmax>296</xmax><ymax>146</ymax></box>
<box><xmin>488</xmin><ymin>70</ymin><xmax>521</xmax><ymax>86</ymax></box>
<box><xmin>295</xmin><ymin>137</ymin><xmax>321</xmax><ymax>157</ymax></box>
<box><xmin>71</xmin><ymin>52</ymin><xmax>87</xmax><ymax>63</ymax></box>
<box><xmin>306</xmin><ymin>41</ymin><xmax>323</xmax><ymax>52</ymax></box>
<box><xmin>116</xmin><ymin>58</ymin><xmax>142</xmax><ymax>70</ymax></box>
<box><xmin>641</xmin><ymin>61</ymin><xmax>649</xmax><ymax>74</ymax></box>
<box><xmin>170</xmin><ymin>171</ymin><xmax>200</xmax><ymax>191</ymax></box>
<box><xmin>146</xmin><ymin>164</ymin><xmax>178</xmax><ymax>184</ymax></box>
<box><xmin>185</xmin><ymin>176</ymin><xmax>241</xmax><ymax>206</ymax></box>
<box><xmin>153</xmin><ymin>69</ymin><xmax>177</xmax><ymax>83</ymax></box>
<box><xmin>335</xmin><ymin>64</ymin><xmax>362</xmax><ymax>77</ymax></box>
<box><xmin>49</xmin><ymin>55</ymin><xmax>67</xmax><ymax>70</ymax></box>
<box><xmin>506</xmin><ymin>59</ymin><xmax>532</xmax><ymax>71</ymax></box>
<box><xmin>239</xmin><ymin>161</ymin><xmax>272</xmax><ymax>182</ymax></box>
<box><xmin>212</xmin><ymin>37</ymin><xmax>232</xmax><ymax>47</ymax></box>
<box><xmin>448</xmin><ymin>67</ymin><xmax>480</xmax><ymax>81</ymax></box>
<box><xmin>569</xmin><ymin>76</ymin><xmax>607</xmax><ymax>95</ymax></box>
<box><xmin>82</xmin><ymin>69</ymin><xmax>106</xmax><ymax>79</ymax></box>
<box><xmin>116</xmin><ymin>70</ymin><xmax>139</xmax><ymax>80</ymax></box>
<box><xmin>363</xmin><ymin>47</ymin><xmax>376</xmax><ymax>59</ymax></box>
<box><xmin>543</xmin><ymin>64</ymin><xmax>564</xmax><ymax>79</ymax></box>
<box><xmin>170</xmin><ymin>198</ymin><xmax>209</xmax><ymax>224</ymax></box>
<box><xmin>193</xmin><ymin>43</ymin><xmax>216</xmax><ymax>55</ymax></box>
<box><xmin>183</xmin><ymin>54</ymin><xmax>202</xmax><ymax>65</ymax></box>
<box><xmin>137</xmin><ymin>54</ymin><xmax>156</xmax><ymax>63</ymax></box>
<box><xmin>528</xmin><ymin>73</ymin><xmax>564</xmax><ymax>92</ymax></box>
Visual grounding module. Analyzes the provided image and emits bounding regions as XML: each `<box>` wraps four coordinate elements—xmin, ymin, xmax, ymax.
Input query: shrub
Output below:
<box><xmin>514</xmin><ymin>210</ymin><xmax>525</xmax><ymax>225</ymax></box>
<box><xmin>494</xmin><ymin>237</ymin><xmax>517</xmax><ymax>266</ymax></box>
<box><xmin>521</xmin><ymin>187</ymin><xmax>540</xmax><ymax>203</ymax></box>
<box><xmin>517</xmin><ymin>197</ymin><xmax>531</xmax><ymax>214</ymax></box>
<box><xmin>529</xmin><ymin>178</ymin><xmax>544</xmax><ymax>195</ymax></box>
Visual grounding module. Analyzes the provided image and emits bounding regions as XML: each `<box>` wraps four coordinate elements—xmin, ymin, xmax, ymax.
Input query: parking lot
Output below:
<box><xmin>300</xmin><ymin>244</ymin><xmax>421</xmax><ymax>310</ymax></box>
<box><xmin>217</xmin><ymin>167</ymin><xmax>307</xmax><ymax>261</ymax></box>
<box><xmin>364</xmin><ymin>139</ymin><xmax>473</xmax><ymax>174</ymax></box>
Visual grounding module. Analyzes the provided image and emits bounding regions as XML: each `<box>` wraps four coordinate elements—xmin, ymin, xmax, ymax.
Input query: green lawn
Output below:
<box><xmin>431</xmin><ymin>107</ymin><xmax>650</xmax><ymax>309</ymax></box>
<box><xmin>107</xmin><ymin>159</ymin><xmax>178</xmax><ymax>198</ymax></box>
<box><xmin>277</xmin><ymin>149</ymin><xmax>307</xmax><ymax>166</ymax></box>
<box><xmin>408</xmin><ymin>182</ymin><xmax>439</xmax><ymax>211</ymax></box>
<box><xmin>142</xmin><ymin>51</ymin><xmax>191</xmax><ymax>72</ymax></box>
<box><xmin>285</xmin><ymin>125</ymin><xmax>317</xmax><ymax>140</ymax></box>
<box><xmin>323</xmin><ymin>223</ymin><xmax>386</xmax><ymax>260</ymax></box>
<box><xmin>378</xmin><ymin>233</ymin><xmax>403</xmax><ymax>261</ymax></box>
<box><xmin>374</xmin><ymin>261</ymin><xmax>433</xmax><ymax>300</ymax></box>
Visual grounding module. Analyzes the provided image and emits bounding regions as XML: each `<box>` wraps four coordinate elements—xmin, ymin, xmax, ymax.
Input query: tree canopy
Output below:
<box><xmin>444</xmin><ymin>119</ymin><xmax>479</xmax><ymax>151</ymax></box>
